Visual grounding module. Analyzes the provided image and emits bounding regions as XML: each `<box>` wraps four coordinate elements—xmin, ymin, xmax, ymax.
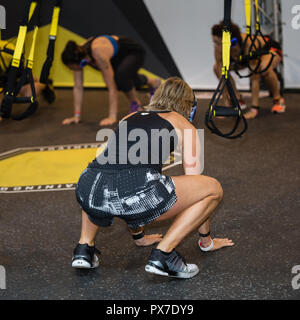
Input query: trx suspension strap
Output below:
<box><xmin>40</xmin><ymin>0</ymin><xmax>62</xmax><ymax>84</ymax></box>
<box><xmin>233</xmin><ymin>0</ymin><xmax>275</xmax><ymax>78</ymax></box>
<box><xmin>205</xmin><ymin>0</ymin><xmax>247</xmax><ymax>139</ymax></box>
<box><xmin>0</xmin><ymin>0</ymin><xmax>39</xmax><ymax>120</ymax></box>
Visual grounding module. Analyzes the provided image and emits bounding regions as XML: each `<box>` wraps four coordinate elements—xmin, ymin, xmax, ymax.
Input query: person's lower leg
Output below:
<box><xmin>147</xmin><ymin>77</ymin><xmax>160</xmax><ymax>88</ymax></box>
<box><xmin>251</xmin><ymin>75</ymin><xmax>260</xmax><ymax>106</ymax></box>
<box><xmin>124</xmin><ymin>87</ymin><xmax>141</xmax><ymax>104</ymax></box>
<box><xmin>79</xmin><ymin>211</ymin><xmax>99</xmax><ymax>246</ymax></box>
<box><xmin>19</xmin><ymin>82</ymin><xmax>46</xmax><ymax>98</ymax></box>
<box><xmin>262</xmin><ymin>70</ymin><xmax>281</xmax><ymax>101</ymax></box>
<box><xmin>198</xmin><ymin>219</ymin><xmax>212</xmax><ymax>247</ymax></box>
<box><xmin>156</xmin><ymin>194</ymin><xmax>221</xmax><ymax>253</ymax></box>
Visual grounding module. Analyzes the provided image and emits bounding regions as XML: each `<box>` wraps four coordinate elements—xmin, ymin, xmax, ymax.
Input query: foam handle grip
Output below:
<box><xmin>213</xmin><ymin>106</ymin><xmax>240</xmax><ymax>117</ymax></box>
<box><xmin>13</xmin><ymin>97</ymin><xmax>34</xmax><ymax>104</ymax></box>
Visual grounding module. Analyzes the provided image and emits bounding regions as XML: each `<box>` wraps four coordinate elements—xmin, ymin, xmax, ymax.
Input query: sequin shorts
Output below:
<box><xmin>75</xmin><ymin>167</ymin><xmax>177</xmax><ymax>229</ymax></box>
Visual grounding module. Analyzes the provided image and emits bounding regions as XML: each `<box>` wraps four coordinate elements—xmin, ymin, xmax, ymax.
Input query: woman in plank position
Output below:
<box><xmin>61</xmin><ymin>35</ymin><xmax>160</xmax><ymax>126</ymax></box>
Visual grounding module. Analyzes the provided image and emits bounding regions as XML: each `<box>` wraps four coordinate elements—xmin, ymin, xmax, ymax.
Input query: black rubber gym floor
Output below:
<box><xmin>0</xmin><ymin>89</ymin><xmax>299</xmax><ymax>300</ymax></box>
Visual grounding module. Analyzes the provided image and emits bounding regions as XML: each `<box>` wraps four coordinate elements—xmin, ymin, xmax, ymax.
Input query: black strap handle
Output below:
<box><xmin>234</xmin><ymin>2</ymin><xmax>276</xmax><ymax>79</ymax></box>
<box><xmin>205</xmin><ymin>76</ymin><xmax>248</xmax><ymax>139</ymax></box>
<box><xmin>40</xmin><ymin>0</ymin><xmax>62</xmax><ymax>84</ymax></box>
<box><xmin>205</xmin><ymin>0</ymin><xmax>248</xmax><ymax>139</ymax></box>
<box><xmin>224</xmin><ymin>0</ymin><xmax>232</xmax><ymax>30</ymax></box>
<box><xmin>0</xmin><ymin>0</ymin><xmax>41</xmax><ymax>120</ymax></box>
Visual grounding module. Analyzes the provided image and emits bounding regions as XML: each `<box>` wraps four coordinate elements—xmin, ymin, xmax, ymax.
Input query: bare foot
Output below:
<box><xmin>244</xmin><ymin>108</ymin><xmax>258</xmax><ymax>119</ymax></box>
<box><xmin>200</xmin><ymin>237</ymin><xmax>234</xmax><ymax>251</ymax></box>
<box><xmin>62</xmin><ymin>116</ymin><xmax>80</xmax><ymax>125</ymax></box>
<box><xmin>134</xmin><ymin>233</ymin><xmax>163</xmax><ymax>247</ymax></box>
<box><xmin>99</xmin><ymin>117</ymin><xmax>117</xmax><ymax>126</ymax></box>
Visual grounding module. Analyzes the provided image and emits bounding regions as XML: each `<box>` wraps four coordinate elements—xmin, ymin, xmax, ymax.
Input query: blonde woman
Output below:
<box><xmin>73</xmin><ymin>77</ymin><xmax>234</xmax><ymax>279</ymax></box>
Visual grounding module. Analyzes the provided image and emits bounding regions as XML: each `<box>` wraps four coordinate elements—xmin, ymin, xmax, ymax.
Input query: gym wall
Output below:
<box><xmin>1</xmin><ymin>0</ymin><xmax>299</xmax><ymax>89</ymax></box>
<box><xmin>282</xmin><ymin>0</ymin><xmax>300</xmax><ymax>89</ymax></box>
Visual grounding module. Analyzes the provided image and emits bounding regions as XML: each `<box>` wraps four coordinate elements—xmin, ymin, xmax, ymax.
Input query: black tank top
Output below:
<box><xmin>88</xmin><ymin>111</ymin><xmax>178</xmax><ymax>173</ymax></box>
<box><xmin>84</xmin><ymin>35</ymin><xmax>145</xmax><ymax>71</ymax></box>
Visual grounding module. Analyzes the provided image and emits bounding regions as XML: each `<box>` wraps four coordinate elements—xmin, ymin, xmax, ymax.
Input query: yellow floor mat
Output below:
<box><xmin>0</xmin><ymin>147</ymin><xmax>103</xmax><ymax>187</ymax></box>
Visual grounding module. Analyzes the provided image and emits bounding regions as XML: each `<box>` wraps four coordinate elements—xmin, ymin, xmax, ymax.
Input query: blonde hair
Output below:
<box><xmin>144</xmin><ymin>77</ymin><xmax>194</xmax><ymax>119</ymax></box>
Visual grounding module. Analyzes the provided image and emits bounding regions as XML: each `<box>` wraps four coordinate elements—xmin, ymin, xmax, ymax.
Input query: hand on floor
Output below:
<box><xmin>134</xmin><ymin>233</ymin><xmax>163</xmax><ymax>247</ymax></box>
<box><xmin>209</xmin><ymin>238</ymin><xmax>234</xmax><ymax>251</ymax></box>
<box><xmin>99</xmin><ymin>117</ymin><xmax>117</xmax><ymax>126</ymax></box>
<box><xmin>62</xmin><ymin>116</ymin><xmax>80</xmax><ymax>125</ymax></box>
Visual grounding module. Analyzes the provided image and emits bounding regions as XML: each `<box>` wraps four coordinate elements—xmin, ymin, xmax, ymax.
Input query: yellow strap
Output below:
<box><xmin>27</xmin><ymin>25</ymin><xmax>38</xmax><ymax>69</ymax></box>
<box><xmin>28</xmin><ymin>1</ymin><xmax>38</xmax><ymax>23</ymax></box>
<box><xmin>49</xmin><ymin>7</ymin><xmax>60</xmax><ymax>37</ymax></box>
<box><xmin>222</xmin><ymin>30</ymin><xmax>231</xmax><ymax>78</ymax></box>
<box><xmin>11</xmin><ymin>26</ymin><xmax>27</xmax><ymax>68</ymax></box>
<box><xmin>255</xmin><ymin>0</ymin><xmax>260</xmax><ymax>30</ymax></box>
<box><xmin>245</xmin><ymin>0</ymin><xmax>252</xmax><ymax>34</ymax></box>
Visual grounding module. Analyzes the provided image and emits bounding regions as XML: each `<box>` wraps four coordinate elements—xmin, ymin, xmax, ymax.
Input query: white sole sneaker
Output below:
<box><xmin>72</xmin><ymin>254</ymin><xmax>99</xmax><ymax>269</ymax></box>
<box><xmin>145</xmin><ymin>263</ymin><xmax>199</xmax><ymax>279</ymax></box>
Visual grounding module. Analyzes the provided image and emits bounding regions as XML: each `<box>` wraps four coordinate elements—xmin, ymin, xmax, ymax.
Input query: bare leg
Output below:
<box><xmin>198</xmin><ymin>219</ymin><xmax>211</xmax><ymax>246</ymax></box>
<box><xmin>244</xmin><ymin>74</ymin><xmax>260</xmax><ymax>119</ymax></box>
<box><xmin>260</xmin><ymin>54</ymin><xmax>282</xmax><ymax>101</ymax></box>
<box><xmin>154</xmin><ymin>175</ymin><xmax>233</xmax><ymax>253</ymax></box>
<box><xmin>147</xmin><ymin>77</ymin><xmax>160</xmax><ymax>88</ymax></box>
<box><xmin>251</xmin><ymin>74</ymin><xmax>260</xmax><ymax>106</ymax></box>
<box><xmin>124</xmin><ymin>87</ymin><xmax>141</xmax><ymax>105</ymax></box>
<box><xmin>78</xmin><ymin>211</ymin><xmax>99</xmax><ymax>246</ymax></box>
<box><xmin>19</xmin><ymin>80</ymin><xmax>46</xmax><ymax>98</ymax></box>
<box><xmin>261</xmin><ymin>70</ymin><xmax>280</xmax><ymax>101</ymax></box>
<box><xmin>157</xmin><ymin>194</ymin><xmax>221</xmax><ymax>252</ymax></box>
<box><xmin>146</xmin><ymin>77</ymin><xmax>161</xmax><ymax>101</ymax></box>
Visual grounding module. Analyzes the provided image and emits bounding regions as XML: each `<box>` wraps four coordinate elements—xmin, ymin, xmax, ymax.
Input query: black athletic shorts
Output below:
<box><xmin>75</xmin><ymin>167</ymin><xmax>177</xmax><ymax>229</ymax></box>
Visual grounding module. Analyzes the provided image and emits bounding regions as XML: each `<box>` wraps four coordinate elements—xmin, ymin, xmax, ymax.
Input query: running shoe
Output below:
<box><xmin>42</xmin><ymin>79</ymin><xmax>56</xmax><ymax>104</ymax></box>
<box><xmin>272</xmin><ymin>97</ymin><xmax>286</xmax><ymax>114</ymax></box>
<box><xmin>72</xmin><ymin>243</ymin><xmax>101</xmax><ymax>269</ymax></box>
<box><xmin>130</xmin><ymin>101</ymin><xmax>141</xmax><ymax>113</ymax></box>
<box><xmin>145</xmin><ymin>248</ymin><xmax>199</xmax><ymax>279</ymax></box>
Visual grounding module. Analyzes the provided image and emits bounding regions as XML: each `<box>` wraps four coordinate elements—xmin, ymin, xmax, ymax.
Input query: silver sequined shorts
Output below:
<box><xmin>75</xmin><ymin>167</ymin><xmax>177</xmax><ymax>229</ymax></box>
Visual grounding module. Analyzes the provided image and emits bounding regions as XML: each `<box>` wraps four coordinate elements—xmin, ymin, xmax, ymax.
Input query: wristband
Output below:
<box><xmin>132</xmin><ymin>231</ymin><xmax>145</xmax><ymax>240</ymax></box>
<box><xmin>199</xmin><ymin>238</ymin><xmax>214</xmax><ymax>252</ymax></box>
<box><xmin>199</xmin><ymin>231</ymin><xmax>210</xmax><ymax>238</ymax></box>
<box><xmin>74</xmin><ymin>111</ymin><xmax>81</xmax><ymax>118</ymax></box>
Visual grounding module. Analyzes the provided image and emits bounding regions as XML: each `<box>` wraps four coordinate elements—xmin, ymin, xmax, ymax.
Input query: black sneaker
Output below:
<box><xmin>42</xmin><ymin>80</ymin><xmax>56</xmax><ymax>104</ymax></box>
<box><xmin>72</xmin><ymin>243</ymin><xmax>101</xmax><ymax>269</ymax></box>
<box><xmin>145</xmin><ymin>248</ymin><xmax>199</xmax><ymax>279</ymax></box>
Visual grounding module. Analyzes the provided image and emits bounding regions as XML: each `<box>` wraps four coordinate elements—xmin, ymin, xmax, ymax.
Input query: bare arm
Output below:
<box><xmin>93</xmin><ymin>47</ymin><xmax>119</xmax><ymax>124</ymax></box>
<box><xmin>73</xmin><ymin>70</ymin><xmax>84</xmax><ymax>117</ymax></box>
<box><xmin>101</xmin><ymin>64</ymin><xmax>118</xmax><ymax>119</ymax></box>
<box><xmin>181</xmin><ymin>120</ymin><xmax>202</xmax><ymax>175</ymax></box>
<box><xmin>62</xmin><ymin>70</ymin><xmax>83</xmax><ymax>125</ymax></box>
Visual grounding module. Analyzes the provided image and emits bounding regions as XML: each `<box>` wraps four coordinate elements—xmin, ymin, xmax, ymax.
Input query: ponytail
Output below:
<box><xmin>61</xmin><ymin>40</ymin><xmax>86</xmax><ymax>66</ymax></box>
